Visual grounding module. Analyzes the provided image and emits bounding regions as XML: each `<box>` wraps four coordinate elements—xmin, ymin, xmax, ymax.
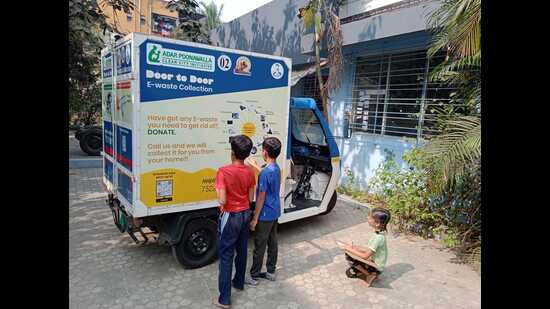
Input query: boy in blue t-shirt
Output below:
<box><xmin>245</xmin><ymin>137</ymin><xmax>282</xmax><ymax>285</ymax></box>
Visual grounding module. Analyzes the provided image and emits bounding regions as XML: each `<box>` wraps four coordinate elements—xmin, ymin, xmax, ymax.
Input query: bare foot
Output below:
<box><xmin>212</xmin><ymin>298</ymin><xmax>230</xmax><ymax>309</ymax></box>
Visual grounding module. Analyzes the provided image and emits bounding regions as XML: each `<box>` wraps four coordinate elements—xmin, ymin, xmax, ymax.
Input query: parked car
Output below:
<box><xmin>75</xmin><ymin>126</ymin><xmax>102</xmax><ymax>156</ymax></box>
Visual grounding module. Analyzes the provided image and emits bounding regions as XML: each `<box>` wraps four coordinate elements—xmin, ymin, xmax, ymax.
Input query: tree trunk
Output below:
<box><xmin>313</xmin><ymin>11</ymin><xmax>329</xmax><ymax>122</ymax></box>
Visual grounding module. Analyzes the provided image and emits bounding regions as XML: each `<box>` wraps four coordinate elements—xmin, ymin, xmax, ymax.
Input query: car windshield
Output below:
<box><xmin>291</xmin><ymin>109</ymin><xmax>327</xmax><ymax>146</ymax></box>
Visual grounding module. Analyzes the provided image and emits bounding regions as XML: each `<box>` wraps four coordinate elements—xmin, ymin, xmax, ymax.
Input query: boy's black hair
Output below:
<box><xmin>230</xmin><ymin>135</ymin><xmax>253</xmax><ymax>160</ymax></box>
<box><xmin>370</xmin><ymin>207</ymin><xmax>391</xmax><ymax>231</ymax></box>
<box><xmin>262</xmin><ymin>137</ymin><xmax>281</xmax><ymax>159</ymax></box>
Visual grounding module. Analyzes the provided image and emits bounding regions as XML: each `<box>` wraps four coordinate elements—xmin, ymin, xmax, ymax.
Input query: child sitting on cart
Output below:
<box><xmin>341</xmin><ymin>207</ymin><xmax>391</xmax><ymax>287</ymax></box>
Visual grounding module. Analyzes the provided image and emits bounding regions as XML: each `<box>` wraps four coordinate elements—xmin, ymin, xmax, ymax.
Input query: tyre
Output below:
<box><xmin>172</xmin><ymin>218</ymin><xmax>218</xmax><ymax>268</ymax></box>
<box><xmin>79</xmin><ymin>131</ymin><xmax>102</xmax><ymax>156</ymax></box>
<box><xmin>321</xmin><ymin>191</ymin><xmax>338</xmax><ymax>215</ymax></box>
<box><xmin>346</xmin><ymin>267</ymin><xmax>359</xmax><ymax>278</ymax></box>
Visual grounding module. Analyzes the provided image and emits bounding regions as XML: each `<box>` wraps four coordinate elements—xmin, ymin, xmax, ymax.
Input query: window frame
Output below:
<box><xmin>348</xmin><ymin>49</ymin><xmax>451</xmax><ymax>141</ymax></box>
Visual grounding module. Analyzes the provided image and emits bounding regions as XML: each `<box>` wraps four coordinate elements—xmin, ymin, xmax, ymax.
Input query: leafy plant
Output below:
<box><xmin>69</xmin><ymin>0</ymin><xmax>135</xmax><ymax>125</ymax></box>
<box><xmin>200</xmin><ymin>1</ymin><xmax>224</xmax><ymax>31</ymax></box>
<box><xmin>367</xmin><ymin>150</ymin><xmax>442</xmax><ymax>237</ymax></box>
<box><xmin>167</xmin><ymin>0</ymin><xmax>211</xmax><ymax>44</ymax></box>
<box><xmin>421</xmin><ymin>0</ymin><xmax>481</xmax><ymax>262</ymax></box>
<box><xmin>425</xmin><ymin>0</ymin><xmax>481</xmax><ymax>190</ymax></box>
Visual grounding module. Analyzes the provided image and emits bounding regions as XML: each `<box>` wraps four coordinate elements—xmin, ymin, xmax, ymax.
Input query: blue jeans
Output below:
<box><xmin>218</xmin><ymin>209</ymin><xmax>251</xmax><ymax>306</ymax></box>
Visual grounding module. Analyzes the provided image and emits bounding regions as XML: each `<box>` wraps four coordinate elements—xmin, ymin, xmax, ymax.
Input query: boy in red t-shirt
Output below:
<box><xmin>213</xmin><ymin>135</ymin><xmax>256</xmax><ymax>309</ymax></box>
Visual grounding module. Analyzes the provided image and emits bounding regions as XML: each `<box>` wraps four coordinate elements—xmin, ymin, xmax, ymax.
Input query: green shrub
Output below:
<box><xmin>367</xmin><ymin>149</ymin><xmax>444</xmax><ymax>237</ymax></box>
<box><xmin>338</xmin><ymin>147</ymin><xmax>480</xmax><ymax>269</ymax></box>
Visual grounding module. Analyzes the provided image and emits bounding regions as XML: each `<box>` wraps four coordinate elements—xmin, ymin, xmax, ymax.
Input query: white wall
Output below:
<box><xmin>302</xmin><ymin>0</ymin><xmax>440</xmax><ymax>53</ymax></box>
<box><xmin>339</xmin><ymin>0</ymin><xmax>405</xmax><ymax>19</ymax></box>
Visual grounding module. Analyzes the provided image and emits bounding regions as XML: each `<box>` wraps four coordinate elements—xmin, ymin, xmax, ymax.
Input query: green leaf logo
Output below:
<box><xmin>147</xmin><ymin>44</ymin><xmax>162</xmax><ymax>64</ymax></box>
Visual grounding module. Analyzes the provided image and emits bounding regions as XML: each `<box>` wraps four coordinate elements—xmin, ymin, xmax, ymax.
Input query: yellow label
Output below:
<box><xmin>140</xmin><ymin>168</ymin><xmax>217</xmax><ymax>207</ymax></box>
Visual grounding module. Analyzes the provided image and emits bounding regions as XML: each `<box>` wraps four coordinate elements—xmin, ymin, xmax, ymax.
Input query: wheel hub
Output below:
<box><xmin>187</xmin><ymin>230</ymin><xmax>210</xmax><ymax>256</ymax></box>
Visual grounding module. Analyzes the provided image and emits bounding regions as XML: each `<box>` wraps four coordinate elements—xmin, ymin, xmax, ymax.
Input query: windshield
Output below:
<box><xmin>291</xmin><ymin>109</ymin><xmax>327</xmax><ymax>146</ymax></box>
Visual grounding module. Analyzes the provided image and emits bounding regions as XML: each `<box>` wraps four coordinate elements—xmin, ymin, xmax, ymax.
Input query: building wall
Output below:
<box><xmin>302</xmin><ymin>0</ymin><xmax>440</xmax><ymax>53</ymax></box>
<box><xmin>210</xmin><ymin>0</ymin><xmax>316</xmax><ymax>66</ymax></box>
<box><xmin>327</xmin><ymin>29</ymin><xmax>434</xmax><ymax>189</ymax></box>
<box><xmin>210</xmin><ymin>0</ymin><xmax>441</xmax><ymax>190</ymax></box>
<box><xmin>339</xmin><ymin>0</ymin><xmax>405</xmax><ymax>19</ymax></box>
<box><xmin>101</xmin><ymin>0</ymin><xmax>178</xmax><ymax>35</ymax></box>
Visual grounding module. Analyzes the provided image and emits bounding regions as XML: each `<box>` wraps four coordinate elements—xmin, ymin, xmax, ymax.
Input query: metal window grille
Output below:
<box><xmin>302</xmin><ymin>74</ymin><xmax>328</xmax><ymax>112</ymax></box>
<box><xmin>347</xmin><ymin>49</ymin><xmax>460</xmax><ymax>140</ymax></box>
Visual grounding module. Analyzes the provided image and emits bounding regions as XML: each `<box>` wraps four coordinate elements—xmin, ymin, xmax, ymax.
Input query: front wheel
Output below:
<box><xmin>321</xmin><ymin>191</ymin><xmax>338</xmax><ymax>215</ymax></box>
<box><xmin>172</xmin><ymin>219</ymin><xmax>218</xmax><ymax>268</ymax></box>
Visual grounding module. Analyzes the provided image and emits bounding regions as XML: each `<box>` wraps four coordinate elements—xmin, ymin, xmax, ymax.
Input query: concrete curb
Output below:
<box><xmin>337</xmin><ymin>194</ymin><xmax>371</xmax><ymax>211</ymax></box>
<box><xmin>69</xmin><ymin>158</ymin><xmax>102</xmax><ymax>169</ymax></box>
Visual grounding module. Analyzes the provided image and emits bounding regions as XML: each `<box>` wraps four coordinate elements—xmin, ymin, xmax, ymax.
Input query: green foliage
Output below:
<box><xmin>427</xmin><ymin>0</ymin><xmax>481</xmax><ymax>133</ymax></box>
<box><xmin>359</xmin><ymin>147</ymin><xmax>481</xmax><ymax>262</ymax></box>
<box><xmin>68</xmin><ymin>0</ymin><xmax>211</xmax><ymax>125</ymax></box>
<box><xmin>200</xmin><ymin>1</ymin><xmax>224</xmax><ymax>31</ymax></box>
<box><xmin>423</xmin><ymin>0</ymin><xmax>481</xmax><ymax>252</ymax></box>
<box><xmin>428</xmin><ymin>0</ymin><xmax>480</xmax><ymax>60</ymax></box>
<box><xmin>69</xmin><ymin>82</ymin><xmax>102</xmax><ymax>125</ymax></box>
<box><xmin>336</xmin><ymin>168</ymin><xmax>386</xmax><ymax>207</ymax></box>
<box><xmin>69</xmin><ymin>0</ymin><xmax>135</xmax><ymax>125</ymax></box>
<box><xmin>367</xmin><ymin>150</ymin><xmax>443</xmax><ymax>237</ymax></box>
<box><xmin>423</xmin><ymin>116</ymin><xmax>481</xmax><ymax>191</ymax></box>
<box><xmin>302</xmin><ymin>7</ymin><xmax>315</xmax><ymax>29</ymax></box>
<box><xmin>167</xmin><ymin>0</ymin><xmax>211</xmax><ymax>44</ymax></box>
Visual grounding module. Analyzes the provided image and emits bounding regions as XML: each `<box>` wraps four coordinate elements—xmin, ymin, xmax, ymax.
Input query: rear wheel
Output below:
<box><xmin>172</xmin><ymin>219</ymin><xmax>218</xmax><ymax>268</ymax></box>
<box><xmin>321</xmin><ymin>191</ymin><xmax>337</xmax><ymax>215</ymax></box>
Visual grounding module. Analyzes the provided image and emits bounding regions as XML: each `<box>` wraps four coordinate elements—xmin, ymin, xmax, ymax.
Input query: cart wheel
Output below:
<box><xmin>173</xmin><ymin>219</ymin><xmax>218</xmax><ymax>268</ymax></box>
<box><xmin>321</xmin><ymin>192</ymin><xmax>338</xmax><ymax>215</ymax></box>
<box><xmin>346</xmin><ymin>267</ymin><xmax>359</xmax><ymax>278</ymax></box>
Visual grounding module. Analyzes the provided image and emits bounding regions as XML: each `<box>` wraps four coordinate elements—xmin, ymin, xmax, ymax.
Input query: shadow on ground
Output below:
<box><xmin>371</xmin><ymin>263</ymin><xmax>415</xmax><ymax>289</ymax></box>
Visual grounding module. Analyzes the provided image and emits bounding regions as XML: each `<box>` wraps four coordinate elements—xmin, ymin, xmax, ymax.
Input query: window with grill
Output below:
<box><xmin>349</xmin><ymin>49</ymin><xmax>451</xmax><ymax>139</ymax></box>
<box><xmin>302</xmin><ymin>74</ymin><xmax>328</xmax><ymax>112</ymax></box>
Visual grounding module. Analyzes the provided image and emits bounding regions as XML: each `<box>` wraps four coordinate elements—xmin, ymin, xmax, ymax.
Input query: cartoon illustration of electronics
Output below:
<box><xmin>224</xmin><ymin>104</ymin><xmax>274</xmax><ymax>154</ymax></box>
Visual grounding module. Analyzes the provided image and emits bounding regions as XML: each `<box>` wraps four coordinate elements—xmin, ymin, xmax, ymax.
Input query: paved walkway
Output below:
<box><xmin>69</xmin><ymin>168</ymin><xmax>481</xmax><ymax>309</ymax></box>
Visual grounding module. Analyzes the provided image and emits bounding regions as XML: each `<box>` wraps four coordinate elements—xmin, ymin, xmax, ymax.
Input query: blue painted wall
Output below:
<box><xmin>326</xmin><ymin>31</ymin><xmax>430</xmax><ymax>190</ymax></box>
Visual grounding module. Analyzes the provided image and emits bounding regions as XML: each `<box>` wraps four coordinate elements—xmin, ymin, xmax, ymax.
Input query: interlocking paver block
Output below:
<box><xmin>70</xmin><ymin>168</ymin><xmax>480</xmax><ymax>309</ymax></box>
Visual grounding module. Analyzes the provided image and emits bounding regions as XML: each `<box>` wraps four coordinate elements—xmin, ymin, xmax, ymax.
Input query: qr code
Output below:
<box><xmin>156</xmin><ymin>180</ymin><xmax>173</xmax><ymax>198</ymax></box>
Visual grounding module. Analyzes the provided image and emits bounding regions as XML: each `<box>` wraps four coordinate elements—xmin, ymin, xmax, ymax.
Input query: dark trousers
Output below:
<box><xmin>218</xmin><ymin>210</ymin><xmax>251</xmax><ymax>306</ymax></box>
<box><xmin>250</xmin><ymin>219</ymin><xmax>278</xmax><ymax>277</ymax></box>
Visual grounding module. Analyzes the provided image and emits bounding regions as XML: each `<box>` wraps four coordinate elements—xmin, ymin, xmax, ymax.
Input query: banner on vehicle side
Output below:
<box><xmin>138</xmin><ymin>39</ymin><xmax>290</xmax><ymax>207</ymax></box>
<box><xmin>118</xmin><ymin>168</ymin><xmax>133</xmax><ymax>204</ymax></box>
<box><xmin>116</xmin><ymin>126</ymin><xmax>133</xmax><ymax>172</ymax></box>
<box><xmin>116</xmin><ymin>41</ymin><xmax>132</xmax><ymax>76</ymax></box>
<box><xmin>104</xmin><ymin>157</ymin><xmax>114</xmax><ymax>184</ymax></box>
<box><xmin>102</xmin><ymin>52</ymin><xmax>113</xmax><ymax>79</ymax></box>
